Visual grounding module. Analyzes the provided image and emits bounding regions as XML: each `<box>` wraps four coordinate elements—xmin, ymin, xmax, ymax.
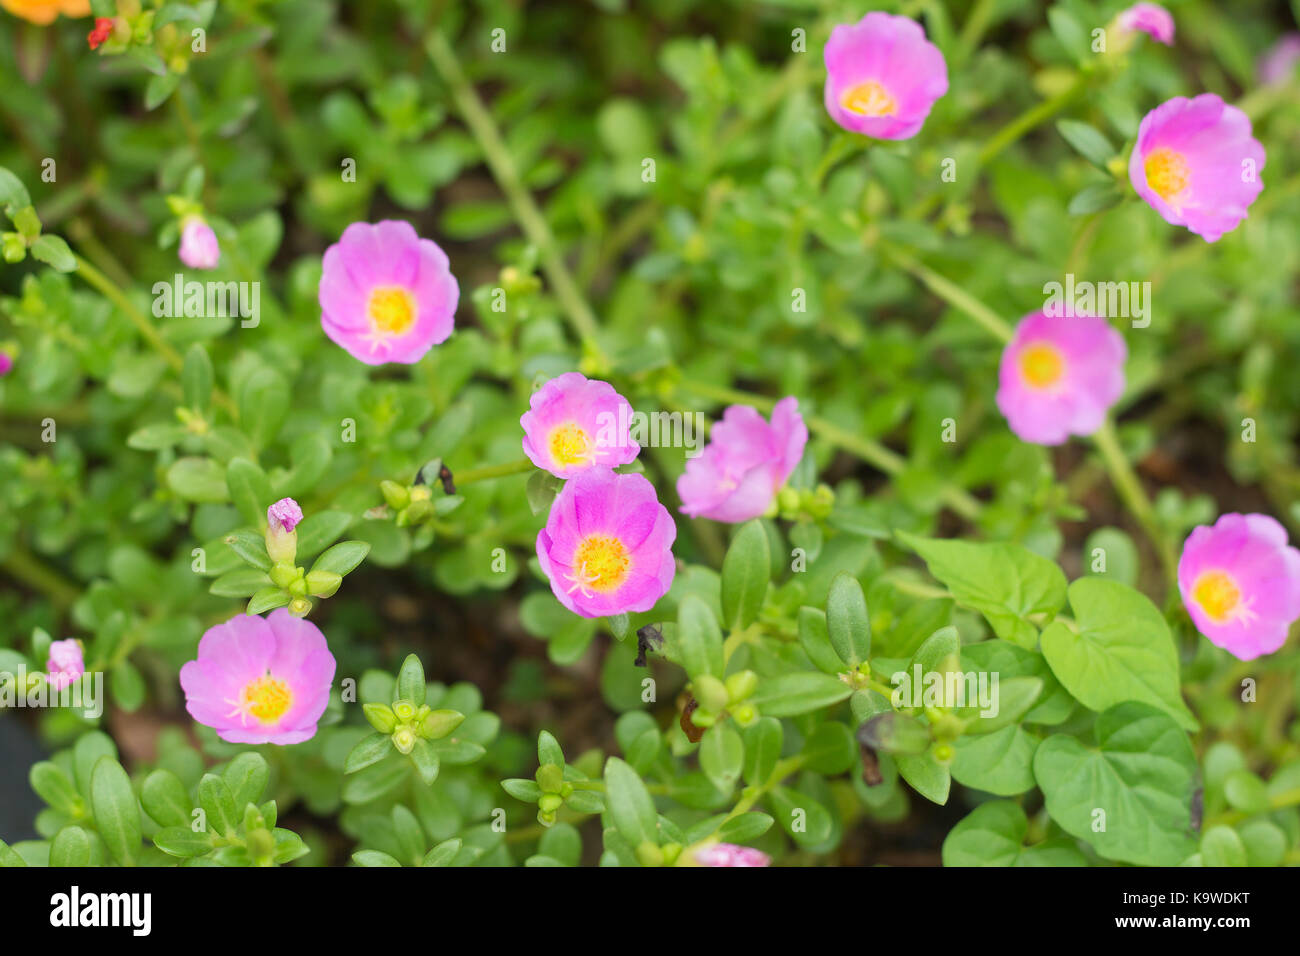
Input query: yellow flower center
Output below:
<box><xmin>241</xmin><ymin>675</ymin><xmax>293</xmax><ymax>724</ymax></box>
<box><xmin>1192</xmin><ymin>570</ymin><xmax>1241</xmax><ymax>623</ymax></box>
<box><xmin>570</xmin><ymin>534</ymin><xmax>631</xmax><ymax>593</ymax></box>
<box><xmin>841</xmin><ymin>80</ymin><xmax>898</xmax><ymax>117</ymax></box>
<box><xmin>368</xmin><ymin>286</ymin><xmax>417</xmax><ymax>336</ymax></box>
<box><xmin>1019</xmin><ymin>343</ymin><xmax>1066</xmax><ymax>388</ymax></box>
<box><xmin>549</xmin><ymin>423</ymin><xmax>592</xmax><ymax>468</ymax></box>
<box><xmin>1144</xmin><ymin>147</ymin><xmax>1191</xmax><ymax>203</ymax></box>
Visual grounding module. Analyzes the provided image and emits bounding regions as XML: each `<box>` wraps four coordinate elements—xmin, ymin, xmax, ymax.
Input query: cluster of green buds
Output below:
<box><xmin>263</xmin><ymin>498</ymin><xmax>335</xmax><ymax>617</ymax></box>
<box><xmin>364</xmin><ymin>698</ymin><xmax>464</xmax><ymax>756</ymax></box>
<box><xmin>689</xmin><ymin>669</ymin><xmax>760</xmax><ymax>729</ymax></box>
<box><xmin>88</xmin><ymin>0</ymin><xmax>214</xmax><ymax>76</ymax></box>
<box><xmin>502</xmin><ymin>732</ymin><xmax>606</xmax><ymax>827</ymax></box>
<box><xmin>380</xmin><ymin>479</ymin><xmax>435</xmax><ymax>527</ymax></box>
<box><xmin>774</xmin><ymin>483</ymin><xmax>835</xmax><ymax>521</ymax></box>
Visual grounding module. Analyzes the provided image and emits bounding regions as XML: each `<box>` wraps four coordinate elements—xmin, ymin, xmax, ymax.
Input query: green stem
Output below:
<box><xmin>1092</xmin><ymin>419</ymin><xmax>1176</xmax><ymax>589</ymax></box>
<box><xmin>1</xmin><ymin>545</ymin><xmax>79</xmax><ymax>609</ymax></box>
<box><xmin>1206</xmin><ymin>786</ymin><xmax>1300</xmax><ymax>828</ymax></box>
<box><xmin>708</xmin><ymin>755</ymin><xmax>806</xmax><ymax>839</ymax></box>
<box><xmin>426</xmin><ymin>31</ymin><xmax>607</xmax><ymax>363</ymax></box>
<box><xmin>452</xmin><ymin>457</ymin><xmax>534</xmax><ymax>486</ymax></box>
<box><xmin>878</xmin><ymin>243</ymin><xmax>1013</xmax><ymax>342</ymax></box>
<box><xmin>978</xmin><ymin>72</ymin><xmax>1090</xmax><ymax>167</ymax></box>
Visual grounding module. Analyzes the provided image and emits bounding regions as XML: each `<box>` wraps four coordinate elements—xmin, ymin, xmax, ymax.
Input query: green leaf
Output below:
<box><xmin>410</xmin><ymin>740</ymin><xmax>441</xmax><ymax>786</ymax></box>
<box><xmin>226</xmin><ymin>458</ymin><xmax>272</xmax><ymax>526</ymax></box>
<box><xmin>677</xmin><ymin>594</ymin><xmax>724</xmax><ymax>679</ymax></box>
<box><xmin>1040</xmin><ymin>578</ymin><xmax>1197</xmax><ymax>730</ymax></box>
<box><xmin>210</xmin><ymin>567</ymin><xmax>273</xmax><ymax>597</ymax></box>
<box><xmin>896</xmin><ymin>751</ymin><xmax>951</xmax><ymax>805</ymax></box>
<box><xmin>31</xmin><ymin>235</ymin><xmax>76</xmax><ymax>272</ymax></box>
<box><xmin>224</xmin><ymin>529</ymin><xmax>271</xmax><ymax>570</ymax></box>
<box><xmin>720</xmin><ymin>520</ymin><xmax>770</xmax><ymax>629</ymax></box>
<box><xmin>898</xmin><ymin>534</ymin><xmax>1066</xmax><ymax>648</ymax></box>
<box><xmin>224</xmin><ymin>752</ymin><xmax>270</xmax><ymax>809</ymax></box>
<box><xmin>247</xmin><ymin>588</ymin><xmax>290</xmax><ymax>614</ymax></box>
<box><xmin>397</xmin><ymin>654</ymin><xmax>426</xmax><ymax>706</ymax></box>
<box><xmin>168</xmin><ymin>457</ymin><xmax>230</xmax><ymax>503</ymax></box>
<box><xmin>951</xmin><ymin>725</ymin><xmax>1039</xmax><ymax>795</ymax></box>
<box><xmin>310</xmin><ymin>540</ymin><xmax>371</xmax><ymax>576</ymax></box>
<box><xmin>345</xmin><ymin>733</ymin><xmax>394</xmax><ymax>774</ymax></box>
<box><xmin>801</xmin><ymin>722</ymin><xmax>856</xmax><ymax>775</ymax></box>
<box><xmin>182</xmin><ymin>343</ymin><xmax>214</xmax><ymax>414</ymax></box>
<box><xmin>0</xmin><ymin>166</ymin><xmax>32</xmax><ymax>215</ymax></box>
<box><xmin>153</xmin><ymin>827</ymin><xmax>215</xmax><ymax>859</ymax></box>
<box><xmin>797</xmin><ymin>607</ymin><xmax>843</xmax><ymax>675</ymax></box>
<box><xmin>422</xmin><ymin>839</ymin><xmax>462</xmax><ymax>866</ymax></box>
<box><xmin>770</xmin><ymin>786</ymin><xmax>833</xmax><ymax>847</ymax></box>
<box><xmin>145</xmin><ymin>71</ymin><xmax>180</xmax><ymax>110</ymax></box>
<box><xmin>238</xmin><ymin>367</ymin><xmax>290</xmax><ymax>450</ymax></box>
<box><xmin>1034</xmin><ymin>702</ymin><xmax>1197</xmax><ymax>866</ymax></box>
<box><xmin>295</xmin><ymin>511</ymin><xmax>353</xmax><ymax>558</ymax></box>
<box><xmin>1056</xmin><ymin>119</ymin><xmax>1115</xmax><ymax>168</ymax></box>
<box><xmin>749</xmin><ymin>672</ymin><xmax>853</xmax><ymax>717</ymax></box>
<box><xmin>942</xmin><ymin>800</ymin><xmax>1027</xmax><ymax>866</ymax></box>
<box><xmin>698</xmin><ymin>724</ymin><xmax>744</xmax><ymax>793</ymax></box>
<box><xmin>1200</xmin><ymin>826</ymin><xmax>1247</xmax><ymax>867</ymax></box>
<box><xmin>604</xmin><ymin>756</ymin><xmax>658</xmax><ymax>848</ymax></box>
<box><xmin>1067</xmin><ymin>183</ymin><xmax>1122</xmax><ymax>216</ymax></box>
<box><xmin>141</xmin><ymin>769</ymin><xmax>191</xmax><ymax>828</ymax></box>
<box><xmin>91</xmin><ymin>757</ymin><xmax>143</xmax><ymax>866</ymax></box>
<box><xmin>352</xmin><ymin>850</ymin><xmax>402</xmax><ymax>867</ymax></box>
<box><xmin>742</xmin><ymin>717</ymin><xmax>782</xmax><ymax>786</ymax></box>
<box><xmin>50</xmin><ymin>826</ymin><xmax>93</xmax><ymax>867</ymax></box>
<box><xmin>197</xmin><ymin>774</ymin><xmax>240</xmax><ymax>839</ymax></box>
<box><xmin>111</xmin><ymin>660</ymin><xmax>145</xmax><ymax>712</ymax></box>
<box><xmin>826</xmin><ymin>572</ymin><xmax>870</xmax><ymax>667</ymax></box>
<box><xmin>30</xmin><ymin>762</ymin><xmax>81</xmax><ymax>816</ymax></box>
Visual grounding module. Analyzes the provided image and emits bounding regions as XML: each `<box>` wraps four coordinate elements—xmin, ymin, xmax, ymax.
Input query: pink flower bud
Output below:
<box><xmin>46</xmin><ymin>639</ymin><xmax>85</xmax><ymax>691</ymax></box>
<box><xmin>694</xmin><ymin>843</ymin><xmax>771</xmax><ymax>867</ymax></box>
<box><xmin>179</xmin><ymin>217</ymin><xmax>220</xmax><ymax>270</ymax></box>
<box><xmin>268</xmin><ymin>498</ymin><xmax>303</xmax><ymax>533</ymax></box>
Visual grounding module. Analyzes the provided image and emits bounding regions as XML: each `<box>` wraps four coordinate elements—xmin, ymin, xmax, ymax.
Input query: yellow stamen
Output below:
<box><xmin>569</xmin><ymin>534</ymin><xmax>631</xmax><ymax>594</ymax></box>
<box><xmin>241</xmin><ymin>675</ymin><xmax>293</xmax><ymax>723</ymax></box>
<box><xmin>367</xmin><ymin>286</ymin><xmax>417</xmax><ymax>336</ymax></box>
<box><xmin>1019</xmin><ymin>343</ymin><xmax>1066</xmax><ymax>389</ymax></box>
<box><xmin>1144</xmin><ymin>147</ymin><xmax>1190</xmax><ymax>203</ymax></box>
<box><xmin>549</xmin><ymin>423</ymin><xmax>592</xmax><ymax>468</ymax></box>
<box><xmin>841</xmin><ymin>80</ymin><xmax>898</xmax><ymax>117</ymax></box>
<box><xmin>1192</xmin><ymin>570</ymin><xmax>1241</xmax><ymax>623</ymax></box>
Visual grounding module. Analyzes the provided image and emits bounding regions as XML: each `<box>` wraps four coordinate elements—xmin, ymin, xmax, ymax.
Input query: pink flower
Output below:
<box><xmin>1259</xmin><ymin>33</ymin><xmax>1300</xmax><ymax>86</ymax></box>
<box><xmin>520</xmin><ymin>372</ymin><xmax>640</xmax><ymax>479</ymax></box>
<box><xmin>677</xmin><ymin>397</ymin><xmax>807</xmax><ymax>523</ymax></box>
<box><xmin>536</xmin><ymin>468</ymin><xmax>676</xmax><ymax>618</ymax></box>
<box><xmin>1117</xmin><ymin>3</ymin><xmax>1174</xmax><ymax>45</ymax></box>
<box><xmin>1128</xmin><ymin>94</ymin><xmax>1266</xmax><ymax>243</ymax></box>
<box><xmin>178</xmin><ymin>217</ymin><xmax>220</xmax><ymax>270</ymax></box>
<box><xmin>268</xmin><ymin>497</ymin><xmax>303</xmax><ymax>533</ymax></box>
<box><xmin>318</xmin><ymin>220</ymin><xmax>458</xmax><ymax>366</ymax></box>
<box><xmin>0</xmin><ymin>353</ymin><xmax>12</xmax><ymax>377</ymax></box>
<box><xmin>1178</xmin><ymin>514</ymin><xmax>1300</xmax><ymax>661</ymax></box>
<box><xmin>694</xmin><ymin>843</ymin><xmax>771</xmax><ymax>867</ymax></box>
<box><xmin>46</xmin><ymin>639</ymin><xmax>84</xmax><ymax>691</ymax></box>
<box><xmin>822</xmin><ymin>12</ymin><xmax>948</xmax><ymax>141</ymax></box>
<box><xmin>179</xmin><ymin>610</ymin><xmax>336</xmax><ymax>745</ymax></box>
<box><xmin>996</xmin><ymin>311</ymin><xmax>1126</xmax><ymax>446</ymax></box>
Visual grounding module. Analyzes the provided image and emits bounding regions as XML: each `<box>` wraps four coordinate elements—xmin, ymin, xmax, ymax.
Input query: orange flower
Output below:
<box><xmin>1</xmin><ymin>0</ymin><xmax>91</xmax><ymax>26</ymax></box>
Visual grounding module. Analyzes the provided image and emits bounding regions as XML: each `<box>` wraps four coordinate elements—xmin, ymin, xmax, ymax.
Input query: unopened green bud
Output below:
<box><xmin>392</xmin><ymin>699</ymin><xmax>417</xmax><ymax>723</ymax></box>
<box><xmin>725</xmin><ymin>670</ymin><xmax>758</xmax><ymax>703</ymax></box>
<box><xmin>305</xmin><ymin>570</ymin><xmax>341</xmax><ymax>598</ymax></box>
<box><xmin>932</xmin><ymin>742</ymin><xmax>956</xmax><ymax>764</ymax></box>
<box><xmin>693</xmin><ymin>674</ymin><xmax>729</xmax><ymax>713</ymax></box>
<box><xmin>2</xmin><ymin>232</ymin><xmax>27</xmax><ymax>263</ymax></box>
<box><xmin>538</xmin><ymin>793</ymin><xmax>563</xmax><ymax>814</ymax></box>
<box><xmin>409</xmin><ymin>485</ymin><xmax>432</xmax><ymax>503</ymax></box>
<box><xmin>537</xmin><ymin>809</ymin><xmax>556</xmax><ymax>827</ymax></box>
<box><xmin>419</xmin><ymin>708</ymin><xmax>464</xmax><ymax>740</ymax></box>
<box><xmin>363</xmin><ymin>703</ymin><xmax>397</xmax><ymax>734</ymax></box>
<box><xmin>777</xmin><ymin>486</ymin><xmax>800</xmax><ymax>513</ymax></box>
<box><xmin>635</xmin><ymin>841</ymin><xmax>664</xmax><ymax>867</ymax></box>
<box><xmin>691</xmin><ymin>709</ymin><xmax>717</xmax><ymax>728</ymax></box>
<box><xmin>402</xmin><ymin>499</ymin><xmax>433</xmax><ymax>524</ymax></box>
<box><xmin>535</xmin><ymin>762</ymin><xmax>565</xmax><ymax>794</ymax></box>
<box><xmin>247</xmin><ymin>826</ymin><xmax>275</xmax><ymax>860</ymax></box>
<box><xmin>392</xmin><ymin>726</ymin><xmax>417</xmax><ymax>755</ymax></box>
<box><xmin>732</xmin><ymin>703</ymin><xmax>759</xmax><ymax>727</ymax></box>
<box><xmin>560</xmin><ymin>782</ymin><xmax>574</xmax><ymax>799</ymax></box>
<box><xmin>661</xmin><ymin>842</ymin><xmax>683</xmax><ymax>865</ymax></box>
<box><xmin>380</xmin><ymin>480</ymin><xmax>410</xmax><ymax>510</ymax></box>
<box><xmin>287</xmin><ymin>597</ymin><xmax>311</xmax><ymax>617</ymax></box>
